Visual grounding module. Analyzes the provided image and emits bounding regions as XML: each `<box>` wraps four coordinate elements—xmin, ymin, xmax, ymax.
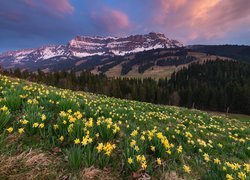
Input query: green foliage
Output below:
<box><xmin>66</xmin><ymin>145</ymin><xmax>84</xmax><ymax>170</ymax></box>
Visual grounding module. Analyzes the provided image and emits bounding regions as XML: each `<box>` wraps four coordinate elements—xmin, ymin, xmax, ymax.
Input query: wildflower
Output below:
<box><xmin>134</xmin><ymin>146</ymin><xmax>140</xmax><ymax>152</ymax></box>
<box><xmin>33</xmin><ymin>122</ymin><xmax>39</xmax><ymax>128</ymax></box>
<box><xmin>128</xmin><ymin>157</ymin><xmax>133</xmax><ymax>164</ymax></box>
<box><xmin>18</xmin><ymin>128</ymin><xmax>25</xmax><ymax>134</ymax></box>
<box><xmin>103</xmin><ymin>142</ymin><xmax>116</xmax><ymax>156</ymax></box>
<box><xmin>20</xmin><ymin>119</ymin><xmax>29</xmax><ymax>125</ymax></box>
<box><xmin>59</xmin><ymin>111</ymin><xmax>66</xmax><ymax>117</ymax></box>
<box><xmin>141</xmin><ymin>161</ymin><xmax>147</xmax><ymax>170</ymax></box>
<box><xmin>39</xmin><ymin>123</ymin><xmax>45</xmax><ymax>128</ymax></box>
<box><xmin>151</xmin><ymin>145</ymin><xmax>156</xmax><ymax>152</ymax></box>
<box><xmin>140</xmin><ymin>135</ymin><xmax>145</xmax><ymax>141</ymax></box>
<box><xmin>136</xmin><ymin>155</ymin><xmax>141</xmax><ymax>162</ymax></box>
<box><xmin>183</xmin><ymin>165</ymin><xmax>191</xmax><ymax>174</ymax></box>
<box><xmin>74</xmin><ymin>138</ymin><xmax>80</xmax><ymax>144</ymax></box>
<box><xmin>156</xmin><ymin>158</ymin><xmax>162</xmax><ymax>165</ymax></box>
<box><xmin>88</xmin><ymin>138</ymin><xmax>93</xmax><ymax>144</ymax></box>
<box><xmin>97</xmin><ymin>143</ymin><xmax>103</xmax><ymax>152</ymax></box>
<box><xmin>214</xmin><ymin>158</ymin><xmax>221</xmax><ymax>164</ymax></box>
<box><xmin>217</xmin><ymin>143</ymin><xmax>223</xmax><ymax>148</ymax></box>
<box><xmin>238</xmin><ymin>172</ymin><xmax>246</xmax><ymax>180</ymax></box>
<box><xmin>177</xmin><ymin>145</ymin><xmax>183</xmax><ymax>153</ymax></box>
<box><xmin>81</xmin><ymin>137</ymin><xmax>88</xmax><ymax>146</ymax></box>
<box><xmin>226</xmin><ymin>174</ymin><xmax>234</xmax><ymax>180</ymax></box>
<box><xmin>166</xmin><ymin>149</ymin><xmax>171</xmax><ymax>155</ymax></box>
<box><xmin>59</xmin><ymin>136</ymin><xmax>64</xmax><ymax>142</ymax></box>
<box><xmin>243</xmin><ymin>163</ymin><xmax>250</xmax><ymax>173</ymax></box>
<box><xmin>53</xmin><ymin>124</ymin><xmax>59</xmax><ymax>130</ymax></box>
<box><xmin>130</xmin><ymin>140</ymin><xmax>136</xmax><ymax>147</ymax></box>
<box><xmin>1</xmin><ymin>106</ymin><xmax>8</xmax><ymax>111</ymax></box>
<box><xmin>41</xmin><ymin>114</ymin><xmax>46</xmax><ymax>121</ymax></box>
<box><xmin>203</xmin><ymin>153</ymin><xmax>210</xmax><ymax>162</ymax></box>
<box><xmin>130</xmin><ymin>130</ymin><xmax>138</xmax><ymax>137</ymax></box>
<box><xmin>6</xmin><ymin>127</ymin><xmax>13</xmax><ymax>133</ymax></box>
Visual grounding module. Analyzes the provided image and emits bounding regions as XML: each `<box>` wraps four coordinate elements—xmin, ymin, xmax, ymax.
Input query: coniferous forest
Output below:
<box><xmin>2</xmin><ymin>60</ymin><xmax>250</xmax><ymax>114</ymax></box>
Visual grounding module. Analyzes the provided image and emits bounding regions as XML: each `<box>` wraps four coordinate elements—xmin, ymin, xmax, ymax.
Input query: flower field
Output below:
<box><xmin>0</xmin><ymin>75</ymin><xmax>249</xmax><ymax>179</ymax></box>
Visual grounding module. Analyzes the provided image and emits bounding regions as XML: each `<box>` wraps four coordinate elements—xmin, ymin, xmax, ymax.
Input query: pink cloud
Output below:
<box><xmin>91</xmin><ymin>7</ymin><xmax>130</xmax><ymax>33</ymax></box>
<box><xmin>150</xmin><ymin>0</ymin><xmax>250</xmax><ymax>43</ymax></box>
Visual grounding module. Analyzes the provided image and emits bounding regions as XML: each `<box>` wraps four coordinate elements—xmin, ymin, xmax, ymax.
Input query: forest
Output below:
<box><xmin>1</xmin><ymin>60</ymin><xmax>250</xmax><ymax>114</ymax></box>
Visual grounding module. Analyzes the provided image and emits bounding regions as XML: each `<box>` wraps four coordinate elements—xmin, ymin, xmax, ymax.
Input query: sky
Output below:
<box><xmin>1</xmin><ymin>0</ymin><xmax>250</xmax><ymax>52</ymax></box>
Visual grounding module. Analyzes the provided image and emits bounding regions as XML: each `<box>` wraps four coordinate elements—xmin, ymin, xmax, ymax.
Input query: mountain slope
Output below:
<box><xmin>0</xmin><ymin>75</ymin><xmax>249</xmax><ymax>179</ymax></box>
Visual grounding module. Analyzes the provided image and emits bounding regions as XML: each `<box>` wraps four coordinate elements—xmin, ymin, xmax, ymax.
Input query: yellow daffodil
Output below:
<box><xmin>6</xmin><ymin>127</ymin><xmax>13</xmax><ymax>133</ymax></box>
<box><xmin>74</xmin><ymin>138</ymin><xmax>80</xmax><ymax>144</ymax></box>
<box><xmin>156</xmin><ymin>158</ymin><xmax>162</xmax><ymax>165</ymax></box>
<box><xmin>128</xmin><ymin>157</ymin><xmax>133</xmax><ymax>164</ymax></box>
<box><xmin>18</xmin><ymin>128</ymin><xmax>25</xmax><ymax>134</ymax></box>
<box><xmin>183</xmin><ymin>165</ymin><xmax>191</xmax><ymax>174</ymax></box>
<box><xmin>59</xmin><ymin>136</ymin><xmax>64</xmax><ymax>142</ymax></box>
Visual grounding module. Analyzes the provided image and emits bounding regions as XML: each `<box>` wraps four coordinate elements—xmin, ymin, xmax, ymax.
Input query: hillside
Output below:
<box><xmin>0</xmin><ymin>75</ymin><xmax>249</xmax><ymax>179</ymax></box>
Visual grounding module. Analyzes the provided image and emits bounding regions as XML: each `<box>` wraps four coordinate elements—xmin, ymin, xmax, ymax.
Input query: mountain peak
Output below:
<box><xmin>68</xmin><ymin>32</ymin><xmax>183</xmax><ymax>57</ymax></box>
<box><xmin>0</xmin><ymin>33</ymin><xmax>183</xmax><ymax>66</ymax></box>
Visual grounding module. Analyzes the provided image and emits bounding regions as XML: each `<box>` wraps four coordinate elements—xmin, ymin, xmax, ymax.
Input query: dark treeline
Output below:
<box><xmin>1</xmin><ymin>60</ymin><xmax>250</xmax><ymax>115</ymax></box>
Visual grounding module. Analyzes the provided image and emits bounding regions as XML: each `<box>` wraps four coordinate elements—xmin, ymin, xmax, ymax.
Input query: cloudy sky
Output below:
<box><xmin>1</xmin><ymin>0</ymin><xmax>250</xmax><ymax>52</ymax></box>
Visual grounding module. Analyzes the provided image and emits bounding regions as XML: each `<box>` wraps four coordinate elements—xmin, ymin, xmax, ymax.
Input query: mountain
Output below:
<box><xmin>0</xmin><ymin>32</ymin><xmax>183</xmax><ymax>67</ymax></box>
<box><xmin>68</xmin><ymin>32</ymin><xmax>183</xmax><ymax>57</ymax></box>
<box><xmin>0</xmin><ymin>33</ymin><xmax>233</xmax><ymax>78</ymax></box>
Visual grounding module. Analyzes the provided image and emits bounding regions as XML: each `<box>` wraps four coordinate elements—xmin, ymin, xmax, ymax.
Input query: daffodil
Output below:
<box><xmin>128</xmin><ymin>157</ymin><xmax>133</xmax><ymax>164</ymax></box>
<box><xmin>41</xmin><ymin>114</ymin><xmax>46</xmax><ymax>121</ymax></box>
<box><xmin>214</xmin><ymin>158</ymin><xmax>221</xmax><ymax>164</ymax></box>
<box><xmin>53</xmin><ymin>124</ymin><xmax>59</xmax><ymax>130</ymax></box>
<box><xmin>183</xmin><ymin>165</ymin><xmax>191</xmax><ymax>174</ymax></box>
<box><xmin>33</xmin><ymin>122</ymin><xmax>39</xmax><ymax>128</ymax></box>
<box><xmin>226</xmin><ymin>174</ymin><xmax>234</xmax><ymax>180</ymax></box>
<box><xmin>74</xmin><ymin>138</ymin><xmax>80</xmax><ymax>144</ymax></box>
<box><xmin>156</xmin><ymin>158</ymin><xmax>162</xmax><ymax>165</ymax></box>
<box><xmin>59</xmin><ymin>136</ymin><xmax>64</xmax><ymax>142</ymax></box>
<box><xmin>238</xmin><ymin>172</ymin><xmax>246</xmax><ymax>180</ymax></box>
<box><xmin>39</xmin><ymin>123</ymin><xmax>45</xmax><ymax>128</ymax></box>
<box><xmin>18</xmin><ymin>128</ymin><xmax>25</xmax><ymax>134</ymax></box>
<box><xmin>97</xmin><ymin>143</ymin><xmax>103</xmax><ymax>152</ymax></box>
<box><xmin>6</xmin><ymin>127</ymin><xmax>13</xmax><ymax>133</ymax></box>
<box><xmin>177</xmin><ymin>145</ymin><xmax>183</xmax><ymax>153</ymax></box>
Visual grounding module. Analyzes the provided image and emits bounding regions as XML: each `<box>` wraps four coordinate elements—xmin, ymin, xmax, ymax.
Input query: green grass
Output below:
<box><xmin>0</xmin><ymin>75</ymin><xmax>249</xmax><ymax>179</ymax></box>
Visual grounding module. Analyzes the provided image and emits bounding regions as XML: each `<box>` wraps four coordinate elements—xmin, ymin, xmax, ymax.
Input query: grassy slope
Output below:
<box><xmin>0</xmin><ymin>75</ymin><xmax>249</xmax><ymax>179</ymax></box>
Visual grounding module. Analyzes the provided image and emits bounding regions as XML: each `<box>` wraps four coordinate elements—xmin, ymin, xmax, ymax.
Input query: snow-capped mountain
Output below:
<box><xmin>68</xmin><ymin>32</ymin><xmax>183</xmax><ymax>57</ymax></box>
<box><xmin>0</xmin><ymin>32</ymin><xmax>183</xmax><ymax>68</ymax></box>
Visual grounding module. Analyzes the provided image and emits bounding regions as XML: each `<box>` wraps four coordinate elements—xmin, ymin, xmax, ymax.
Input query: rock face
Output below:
<box><xmin>0</xmin><ymin>32</ymin><xmax>183</xmax><ymax>68</ymax></box>
<box><xmin>68</xmin><ymin>32</ymin><xmax>183</xmax><ymax>57</ymax></box>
